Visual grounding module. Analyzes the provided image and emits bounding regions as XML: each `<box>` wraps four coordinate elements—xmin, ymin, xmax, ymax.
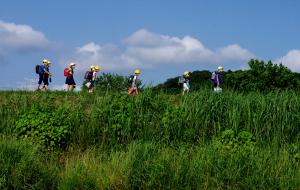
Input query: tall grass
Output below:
<box><xmin>1</xmin><ymin>90</ymin><xmax>300</xmax><ymax>189</ymax></box>
<box><xmin>0</xmin><ymin>137</ymin><xmax>58</xmax><ymax>189</ymax></box>
<box><xmin>58</xmin><ymin>142</ymin><xmax>300</xmax><ymax>189</ymax></box>
<box><xmin>1</xmin><ymin>90</ymin><xmax>300</xmax><ymax>147</ymax></box>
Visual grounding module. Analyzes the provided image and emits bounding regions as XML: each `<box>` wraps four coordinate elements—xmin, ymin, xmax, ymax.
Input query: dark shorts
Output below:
<box><xmin>213</xmin><ymin>83</ymin><xmax>219</xmax><ymax>87</ymax></box>
<box><xmin>65</xmin><ymin>76</ymin><xmax>76</xmax><ymax>85</ymax></box>
<box><xmin>38</xmin><ymin>74</ymin><xmax>49</xmax><ymax>85</ymax></box>
<box><xmin>91</xmin><ymin>80</ymin><xmax>96</xmax><ymax>87</ymax></box>
<box><xmin>211</xmin><ymin>80</ymin><xmax>219</xmax><ymax>87</ymax></box>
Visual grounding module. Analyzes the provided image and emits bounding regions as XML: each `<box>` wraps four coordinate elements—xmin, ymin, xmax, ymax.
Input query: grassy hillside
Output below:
<box><xmin>1</xmin><ymin>90</ymin><xmax>300</xmax><ymax>189</ymax></box>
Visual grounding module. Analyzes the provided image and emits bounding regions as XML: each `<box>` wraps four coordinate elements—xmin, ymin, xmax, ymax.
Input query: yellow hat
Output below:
<box><xmin>217</xmin><ymin>66</ymin><xmax>224</xmax><ymax>72</ymax></box>
<box><xmin>135</xmin><ymin>69</ymin><xmax>141</xmax><ymax>74</ymax></box>
<box><xmin>183</xmin><ymin>71</ymin><xmax>190</xmax><ymax>76</ymax></box>
<box><xmin>94</xmin><ymin>65</ymin><xmax>100</xmax><ymax>71</ymax></box>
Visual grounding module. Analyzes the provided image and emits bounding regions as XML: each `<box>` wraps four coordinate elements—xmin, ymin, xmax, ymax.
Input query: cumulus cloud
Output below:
<box><xmin>124</xmin><ymin>30</ymin><xmax>214</xmax><ymax>64</ymax></box>
<box><xmin>0</xmin><ymin>20</ymin><xmax>50</xmax><ymax>56</ymax></box>
<box><xmin>67</xmin><ymin>29</ymin><xmax>255</xmax><ymax>72</ymax></box>
<box><xmin>124</xmin><ymin>29</ymin><xmax>255</xmax><ymax>64</ymax></box>
<box><xmin>68</xmin><ymin>42</ymin><xmax>141</xmax><ymax>72</ymax></box>
<box><xmin>275</xmin><ymin>50</ymin><xmax>300</xmax><ymax>72</ymax></box>
<box><xmin>217</xmin><ymin>44</ymin><xmax>255</xmax><ymax>61</ymax></box>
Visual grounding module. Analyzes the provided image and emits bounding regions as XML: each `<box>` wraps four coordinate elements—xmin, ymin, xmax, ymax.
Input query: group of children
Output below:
<box><xmin>35</xmin><ymin>59</ymin><xmax>141</xmax><ymax>94</ymax></box>
<box><xmin>36</xmin><ymin>58</ymin><xmax>223</xmax><ymax>94</ymax></box>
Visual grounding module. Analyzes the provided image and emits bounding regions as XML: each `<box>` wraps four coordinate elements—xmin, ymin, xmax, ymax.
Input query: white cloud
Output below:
<box><xmin>66</xmin><ymin>29</ymin><xmax>255</xmax><ymax>72</ymax></box>
<box><xmin>0</xmin><ymin>20</ymin><xmax>50</xmax><ymax>56</ymax></box>
<box><xmin>217</xmin><ymin>44</ymin><xmax>255</xmax><ymax>61</ymax></box>
<box><xmin>124</xmin><ymin>29</ymin><xmax>214</xmax><ymax>63</ymax></box>
<box><xmin>67</xmin><ymin>42</ymin><xmax>140</xmax><ymax>72</ymax></box>
<box><xmin>275</xmin><ymin>50</ymin><xmax>300</xmax><ymax>72</ymax></box>
<box><xmin>77</xmin><ymin>42</ymin><xmax>101</xmax><ymax>54</ymax></box>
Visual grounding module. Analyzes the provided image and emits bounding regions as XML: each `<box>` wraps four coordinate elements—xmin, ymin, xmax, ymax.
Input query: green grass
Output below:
<box><xmin>1</xmin><ymin>90</ymin><xmax>300</xmax><ymax>189</ymax></box>
<box><xmin>0</xmin><ymin>137</ymin><xmax>58</xmax><ymax>189</ymax></box>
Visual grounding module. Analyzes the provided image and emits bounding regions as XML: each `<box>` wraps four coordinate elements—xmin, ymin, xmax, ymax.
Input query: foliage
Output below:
<box><xmin>58</xmin><ymin>142</ymin><xmax>300</xmax><ymax>190</ymax></box>
<box><xmin>82</xmin><ymin>72</ymin><xmax>143</xmax><ymax>93</ymax></box>
<box><xmin>15</xmin><ymin>107</ymin><xmax>73</xmax><ymax>150</ymax></box>
<box><xmin>155</xmin><ymin>59</ymin><xmax>300</xmax><ymax>93</ymax></box>
<box><xmin>212</xmin><ymin>129</ymin><xmax>255</xmax><ymax>155</ymax></box>
<box><xmin>100</xmin><ymin>94</ymin><xmax>134</xmax><ymax>144</ymax></box>
<box><xmin>59</xmin><ymin>162</ymin><xmax>98</xmax><ymax>190</ymax></box>
<box><xmin>154</xmin><ymin>70</ymin><xmax>212</xmax><ymax>94</ymax></box>
<box><xmin>224</xmin><ymin>59</ymin><xmax>300</xmax><ymax>92</ymax></box>
<box><xmin>1</xmin><ymin>90</ymin><xmax>300</xmax><ymax>189</ymax></box>
<box><xmin>0</xmin><ymin>138</ymin><xmax>57</xmax><ymax>190</ymax></box>
<box><xmin>96</xmin><ymin>73</ymin><xmax>129</xmax><ymax>93</ymax></box>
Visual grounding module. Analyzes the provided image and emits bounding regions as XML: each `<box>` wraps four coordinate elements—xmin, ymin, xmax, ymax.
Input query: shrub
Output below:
<box><xmin>212</xmin><ymin>129</ymin><xmax>255</xmax><ymax>155</ymax></box>
<box><xmin>15</xmin><ymin>107</ymin><xmax>73</xmax><ymax>150</ymax></box>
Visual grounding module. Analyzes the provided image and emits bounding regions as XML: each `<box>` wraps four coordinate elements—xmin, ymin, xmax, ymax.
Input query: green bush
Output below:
<box><xmin>81</xmin><ymin>72</ymin><xmax>143</xmax><ymax>94</ymax></box>
<box><xmin>212</xmin><ymin>129</ymin><xmax>255</xmax><ymax>156</ymax></box>
<box><xmin>15</xmin><ymin>107</ymin><xmax>73</xmax><ymax>149</ymax></box>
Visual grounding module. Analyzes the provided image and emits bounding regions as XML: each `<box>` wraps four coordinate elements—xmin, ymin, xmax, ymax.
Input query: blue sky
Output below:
<box><xmin>0</xmin><ymin>0</ymin><xmax>300</xmax><ymax>90</ymax></box>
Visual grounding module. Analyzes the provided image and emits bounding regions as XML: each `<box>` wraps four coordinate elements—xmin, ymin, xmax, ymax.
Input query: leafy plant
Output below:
<box><xmin>15</xmin><ymin>107</ymin><xmax>73</xmax><ymax>150</ymax></box>
<box><xmin>212</xmin><ymin>129</ymin><xmax>255</xmax><ymax>154</ymax></box>
<box><xmin>81</xmin><ymin>72</ymin><xmax>143</xmax><ymax>94</ymax></box>
<box><xmin>224</xmin><ymin>59</ymin><xmax>299</xmax><ymax>92</ymax></box>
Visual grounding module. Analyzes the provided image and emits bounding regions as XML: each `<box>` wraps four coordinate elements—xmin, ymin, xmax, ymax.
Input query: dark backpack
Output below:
<box><xmin>35</xmin><ymin>65</ymin><xmax>40</xmax><ymax>74</ymax></box>
<box><xmin>128</xmin><ymin>75</ymin><xmax>134</xmax><ymax>84</ymax></box>
<box><xmin>84</xmin><ymin>71</ymin><xmax>93</xmax><ymax>80</ymax></box>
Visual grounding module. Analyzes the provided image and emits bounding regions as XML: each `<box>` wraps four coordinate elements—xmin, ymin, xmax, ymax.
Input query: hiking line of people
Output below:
<box><xmin>178</xmin><ymin>65</ymin><xmax>224</xmax><ymax>95</ymax></box>
<box><xmin>35</xmin><ymin>58</ymin><xmax>223</xmax><ymax>94</ymax></box>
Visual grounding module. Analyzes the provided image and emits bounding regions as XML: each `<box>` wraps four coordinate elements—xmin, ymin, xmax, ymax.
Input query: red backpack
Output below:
<box><xmin>64</xmin><ymin>68</ymin><xmax>71</xmax><ymax>77</ymax></box>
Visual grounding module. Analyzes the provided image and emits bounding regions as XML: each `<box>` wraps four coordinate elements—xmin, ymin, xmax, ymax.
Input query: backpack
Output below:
<box><xmin>84</xmin><ymin>71</ymin><xmax>93</xmax><ymax>80</ymax></box>
<box><xmin>128</xmin><ymin>75</ymin><xmax>134</xmax><ymax>84</ymax></box>
<box><xmin>178</xmin><ymin>76</ymin><xmax>184</xmax><ymax>86</ymax></box>
<box><xmin>211</xmin><ymin>72</ymin><xmax>216</xmax><ymax>81</ymax></box>
<box><xmin>64</xmin><ymin>68</ymin><xmax>71</xmax><ymax>77</ymax></box>
<box><xmin>35</xmin><ymin>65</ymin><xmax>40</xmax><ymax>74</ymax></box>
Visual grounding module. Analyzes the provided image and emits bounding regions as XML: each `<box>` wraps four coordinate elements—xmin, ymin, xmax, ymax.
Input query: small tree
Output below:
<box><xmin>154</xmin><ymin>70</ymin><xmax>212</xmax><ymax>94</ymax></box>
<box><xmin>82</xmin><ymin>73</ymin><xmax>143</xmax><ymax>93</ymax></box>
<box><xmin>96</xmin><ymin>73</ymin><xmax>129</xmax><ymax>93</ymax></box>
<box><xmin>224</xmin><ymin>59</ymin><xmax>299</xmax><ymax>92</ymax></box>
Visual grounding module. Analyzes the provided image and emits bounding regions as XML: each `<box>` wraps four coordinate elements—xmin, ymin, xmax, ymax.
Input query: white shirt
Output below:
<box><xmin>92</xmin><ymin>71</ymin><xmax>97</xmax><ymax>81</ymax></box>
<box><xmin>132</xmin><ymin>75</ymin><xmax>138</xmax><ymax>88</ymax></box>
